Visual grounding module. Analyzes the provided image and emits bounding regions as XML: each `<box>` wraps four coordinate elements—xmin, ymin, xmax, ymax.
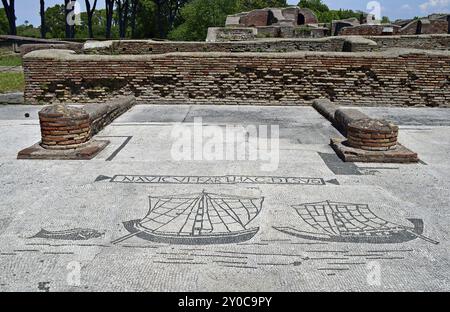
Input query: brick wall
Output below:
<box><xmin>20</xmin><ymin>43</ymin><xmax>84</xmax><ymax>57</ymax></box>
<box><xmin>79</xmin><ymin>35</ymin><xmax>449</xmax><ymax>56</ymax></box>
<box><xmin>420</xmin><ymin>19</ymin><xmax>448</xmax><ymax>34</ymax></box>
<box><xmin>88</xmin><ymin>38</ymin><xmax>346</xmax><ymax>55</ymax></box>
<box><xmin>399</xmin><ymin>20</ymin><xmax>420</xmax><ymax>35</ymax></box>
<box><xmin>368</xmin><ymin>34</ymin><xmax>450</xmax><ymax>51</ymax></box>
<box><xmin>339</xmin><ymin>25</ymin><xmax>402</xmax><ymax>36</ymax></box>
<box><xmin>24</xmin><ymin>49</ymin><xmax>450</xmax><ymax>107</ymax></box>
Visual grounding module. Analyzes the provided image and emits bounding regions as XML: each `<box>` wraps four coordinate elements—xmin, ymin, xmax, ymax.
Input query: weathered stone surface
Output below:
<box><xmin>206</xmin><ymin>27</ymin><xmax>257</xmax><ymax>42</ymax></box>
<box><xmin>334</xmin><ymin>109</ymin><xmax>370</xmax><ymax>134</ymax></box>
<box><xmin>312</xmin><ymin>99</ymin><xmax>338</xmax><ymax>122</ymax></box>
<box><xmin>225</xmin><ymin>14</ymin><xmax>244</xmax><ymax>26</ymax></box>
<box><xmin>20</xmin><ymin>42</ymin><xmax>83</xmax><ymax>57</ymax></box>
<box><xmin>330</xmin><ymin>138</ymin><xmax>418</xmax><ymax>163</ymax></box>
<box><xmin>85</xmin><ymin>96</ymin><xmax>136</xmax><ymax>135</ymax></box>
<box><xmin>75</xmin><ymin>35</ymin><xmax>450</xmax><ymax>54</ymax></box>
<box><xmin>0</xmin><ymin>92</ymin><xmax>24</xmax><ymax>104</ymax></box>
<box><xmin>17</xmin><ymin>140</ymin><xmax>110</xmax><ymax>160</ymax></box>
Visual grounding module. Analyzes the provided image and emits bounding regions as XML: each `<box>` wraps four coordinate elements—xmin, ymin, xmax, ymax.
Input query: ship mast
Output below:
<box><xmin>192</xmin><ymin>190</ymin><xmax>207</xmax><ymax>236</ymax></box>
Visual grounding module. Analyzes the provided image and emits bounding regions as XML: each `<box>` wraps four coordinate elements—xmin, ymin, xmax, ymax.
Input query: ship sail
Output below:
<box><xmin>294</xmin><ymin>201</ymin><xmax>405</xmax><ymax>236</ymax></box>
<box><xmin>274</xmin><ymin>201</ymin><xmax>439</xmax><ymax>244</ymax></box>
<box><xmin>112</xmin><ymin>191</ymin><xmax>264</xmax><ymax>245</ymax></box>
<box><xmin>140</xmin><ymin>191</ymin><xmax>263</xmax><ymax>235</ymax></box>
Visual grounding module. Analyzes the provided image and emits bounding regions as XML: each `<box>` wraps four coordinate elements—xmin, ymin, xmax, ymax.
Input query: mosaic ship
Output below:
<box><xmin>274</xmin><ymin>201</ymin><xmax>438</xmax><ymax>244</ymax></box>
<box><xmin>112</xmin><ymin>191</ymin><xmax>264</xmax><ymax>245</ymax></box>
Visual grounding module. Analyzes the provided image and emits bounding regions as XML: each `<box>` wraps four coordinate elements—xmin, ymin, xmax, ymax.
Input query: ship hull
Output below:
<box><xmin>274</xmin><ymin>222</ymin><xmax>423</xmax><ymax>244</ymax></box>
<box><xmin>123</xmin><ymin>220</ymin><xmax>259</xmax><ymax>245</ymax></box>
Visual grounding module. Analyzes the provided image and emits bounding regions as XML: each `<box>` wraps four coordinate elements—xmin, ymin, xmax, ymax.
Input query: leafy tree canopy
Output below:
<box><xmin>0</xmin><ymin>0</ymin><xmax>392</xmax><ymax>40</ymax></box>
<box><xmin>169</xmin><ymin>0</ymin><xmax>287</xmax><ymax>41</ymax></box>
<box><xmin>0</xmin><ymin>8</ymin><xmax>9</xmax><ymax>34</ymax></box>
<box><xmin>298</xmin><ymin>0</ymin><xmax>329</xmax><ymax>13</ymax></box>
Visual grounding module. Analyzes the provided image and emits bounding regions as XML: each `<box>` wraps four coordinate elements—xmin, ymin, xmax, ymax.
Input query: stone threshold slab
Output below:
<box><xmin>330</xmin><ymin>138</ymin><xmax>418</xmax><ymax>163</ymax></box>
<box><xmin>17</xmin><ymin>140</ymin><xmax>110</xmax><ymax>160</ymax></box>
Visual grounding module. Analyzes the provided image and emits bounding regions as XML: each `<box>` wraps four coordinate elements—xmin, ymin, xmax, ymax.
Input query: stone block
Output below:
<box><xmin>334</xmin><ymin>108</ymin><xmax>370</xmax><ymax>135</ymax></box>
<box><xmin>17</xmin><ymin>140</ymin><xmax>110</xmax><ymax>160</ymax></box>
<box><xmin>330</xmin><ymin>138</ymin><xmax>419</xmax><ymax>163</ymax></box>
<box><xmin>312</xmin><ymin>99</ymin><xmax>339</xmax><ymax>122</ymax></box>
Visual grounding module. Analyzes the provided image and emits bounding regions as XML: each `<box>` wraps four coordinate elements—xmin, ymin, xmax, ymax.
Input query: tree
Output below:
<box><xmin>168</xmin><ymin>0</ymin><xmax>237</xmax><ymax>41</ymax></box>
<box><xmin>85</xmin><ymin>0</ymin><xmax>98</xmax><ymax>38</ymax></box>
<box><xmin>116</xmin><ymin>0</ymin><xmax>129</xmax><ymax>38</ymax></box>
<box><xmin>167</xmin><ymin>0</ymin><xmax>188</xmax><ymax>32</ymax></box>
<box><xmin>298</xmin><ymin>0</ymin><xmax>363</xmax><ymax>23</ymax></box>
<box><xmin>236</xmin><ymin>0</ymin><xmax>287</xmax><ymax>12</ymax></box>
<box><xmin>45</xmin><ymin>4</ymin><xmax>65</xmax><ymax>38</ymax></box>
<box><xmin>130</xmin><ymin>0</ymin><xmax>139</xmax><ymax>38</ymax></box>
<box><xmin>134</xmin><ymin>0</ymin><xmax>158</xmax><ymax>38</ymax></box>
<box><xmin>0</xmin><ymin>8</ymin><xmax>9</xmax><ymax>34</ymax></box>
<box><xmin>298</xmin><ymin>0</ymin><xmax>328</xmax><ymax>13</ymax></box>
<box><xmin>40</xmin><ymin>0</ymin><xmax>46</xmax><ymax>38</ymax></box>
<box><xmin>105</xmin><ymin>0</ymin><xmax>114</xmax><ymax>38</ymax></box>
<box><xmin>1</xmin><ymin>0</ymin><xmax>16</xmax><ymax>35</ymax></box>
<box><xmin>153</xmin><ymin>0</ymin><xmax>167</xmax><ymax>38</ymax></box>
<box><xmin>169</xmin><ymin>0</ymin><xmax>287</xmax><ymax>41</ymax></box>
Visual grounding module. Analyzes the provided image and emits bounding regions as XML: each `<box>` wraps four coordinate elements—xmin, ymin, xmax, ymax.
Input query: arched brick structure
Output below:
<box><xmin>297</xmin><ymin>8</ymin><xmax>319</xmax><ymax>25</ymax></box>
<box><xmin>267</xmin><ymin>10</ymin><xmax>278</xmax><ymax>26</ymax></box>
<box><xmin>417</xmin><ymin>20</ymin><xmax>423</xmax><ymax>34</ymax></box>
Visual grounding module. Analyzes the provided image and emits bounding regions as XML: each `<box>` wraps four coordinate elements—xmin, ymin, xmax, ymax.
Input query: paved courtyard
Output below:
<box><xmin>0</xmin><ymin>104</ymin><xmax>449</xmax><ymax>292</ymax></box>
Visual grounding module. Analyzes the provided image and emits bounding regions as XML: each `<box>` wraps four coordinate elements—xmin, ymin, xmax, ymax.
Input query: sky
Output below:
<box><xmin>2</xmin><ymin>0</ymin><xmax>450</xmax><ymax>26</ymax></box>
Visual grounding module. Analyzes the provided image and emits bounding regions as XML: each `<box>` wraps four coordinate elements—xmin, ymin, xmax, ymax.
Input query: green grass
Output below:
<box><xmin>0</xmin><ymin>54</ymin><xmax>22</xmax><ymax>67</ymax></box>
<box><xmin>0</xmin><ymin>72</ymin><xmax>25</xmax><ymax>93</ymax></box>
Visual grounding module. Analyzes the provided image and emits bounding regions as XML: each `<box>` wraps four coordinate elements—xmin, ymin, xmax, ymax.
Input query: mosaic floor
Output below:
<box><xmin>0</xmin><ymin>105</ymin><xmax>448</xmax><ymax>291</ymax></box>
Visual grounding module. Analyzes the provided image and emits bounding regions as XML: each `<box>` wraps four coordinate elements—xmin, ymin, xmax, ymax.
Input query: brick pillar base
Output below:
<box><xmin>347</xmin><ymin>119</ymin><xmax>399</xmax><ymax>151</ymax></box>
<box><xmin>39</xmin><ymin>104</ymin><xmax>91</xmax><ymax>150</ymax></box>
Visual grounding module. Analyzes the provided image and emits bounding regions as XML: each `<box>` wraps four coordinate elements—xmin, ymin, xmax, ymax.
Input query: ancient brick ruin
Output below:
<box><xmin>18</xmin><ymin>96</ymin><xmax>135</xmax><ymax>159</ymax></box>
<box><xmin>208</xmin><ymin>6</ymin><xmax>326</xmax><ymax>41</ymax></box>
<box><xmin>16</xmin><ymin>7</ymin><xmax>450</xmax><ymax>164</ymax></box>
<box><xmin>313</xmin><ymin>99</ymin><xmax>419</xmax><ymax>163</ymax></box>
<box><xmin>207</xmin><ymin>7</ymin><xmax>450</xmax><ymax>41</ymax></box>
<box><xmin>347</xmin><ymin>119</ymin><xmax>399</xmax><ymax>151</ymax></box>
<box><xmin>23</xmin><ymin>47</ymin><xmax>450</xmax><ymax>107</ymax></box>
<box><xmin>39</xmin><ymin>104</ymin><xmax>91</xmax><ymax>149</ymax></box>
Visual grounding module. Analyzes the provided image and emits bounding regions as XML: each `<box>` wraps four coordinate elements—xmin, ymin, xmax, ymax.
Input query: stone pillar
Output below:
<box><xmin>347</xmin><ymin>119</ymin><xmax>398</xmax><ymax>151</ymax></box>
<box><xmin>39</xmin><ymin>104</ymin><xmax>91</xmax><ymax>150</ymax></box>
